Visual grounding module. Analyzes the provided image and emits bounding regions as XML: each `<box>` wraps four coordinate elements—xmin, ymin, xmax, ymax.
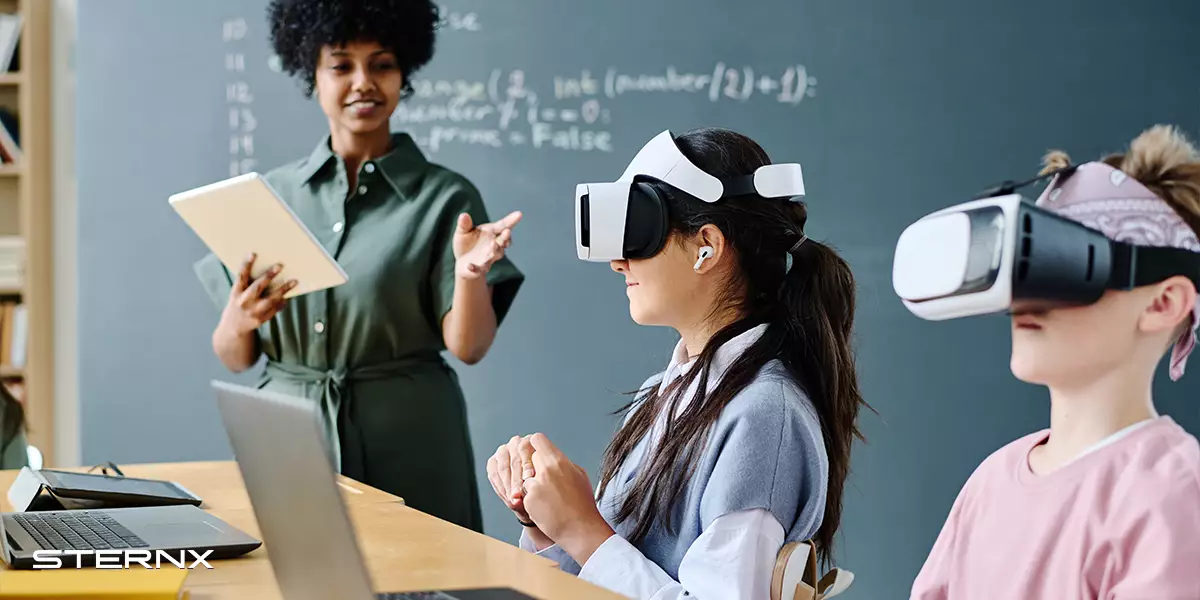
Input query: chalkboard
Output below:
<box><xmin>77</xmin><ymin>1</ymin><xmax>1200</xmax><ymax>597</ymax></box>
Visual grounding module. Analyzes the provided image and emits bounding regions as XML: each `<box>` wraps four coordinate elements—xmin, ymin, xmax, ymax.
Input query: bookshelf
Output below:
<box><xmin>0</xmin><ymin>0</ymin><xmax>53</xmax><ymax>466</ymax></box>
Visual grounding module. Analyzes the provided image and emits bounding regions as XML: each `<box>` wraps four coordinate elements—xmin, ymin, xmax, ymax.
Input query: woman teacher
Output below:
<box><xmin>193</xmin><ymin>0</ymin><xmax>524</xmax><ymax>532</ymax></box>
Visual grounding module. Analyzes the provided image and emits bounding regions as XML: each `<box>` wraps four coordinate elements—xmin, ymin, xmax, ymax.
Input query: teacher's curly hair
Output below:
<box><xmin>267</xmin><ymin>0</ymin><xmax>441</xmax><ymax>99</ymax></box>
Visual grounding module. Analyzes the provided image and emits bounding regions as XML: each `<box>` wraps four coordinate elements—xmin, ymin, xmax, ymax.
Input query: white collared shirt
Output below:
<box><xmin>521</xmin><ymin>324</ymin><xmax>789</xmax><ymax>599</ymax></box>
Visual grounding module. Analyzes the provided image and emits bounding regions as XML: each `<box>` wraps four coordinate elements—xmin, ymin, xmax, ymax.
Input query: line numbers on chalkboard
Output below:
<box><xmin>224</xmin><ymin>16</ymin><xmax>257</xmax><ymax>177</ymax></box>
<box><xmin>222</xmin><ymin>18</ymin><xmax>246</xmax><ymax>42</ymax></box>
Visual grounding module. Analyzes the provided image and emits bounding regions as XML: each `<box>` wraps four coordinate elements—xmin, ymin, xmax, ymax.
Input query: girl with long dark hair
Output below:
<box><xmin>487</xmin><ymin>127</ymin><xmax>868</xmax><ymax>598</ymax></box>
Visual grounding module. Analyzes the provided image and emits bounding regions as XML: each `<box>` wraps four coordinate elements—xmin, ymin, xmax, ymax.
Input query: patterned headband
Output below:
<box><xmin>1036</xmin><ymin>162</ymin><xmax>1200</xmax><ymax>381</ymax></box>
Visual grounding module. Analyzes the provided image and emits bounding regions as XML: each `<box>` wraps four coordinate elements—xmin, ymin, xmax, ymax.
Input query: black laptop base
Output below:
<box><xmin>2</xmin><ymin>506</ymin><xmax>261</xmax><ymax>570</ymax></box>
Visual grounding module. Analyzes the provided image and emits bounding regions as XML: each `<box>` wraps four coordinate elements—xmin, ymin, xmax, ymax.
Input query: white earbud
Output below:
<box><xmin>694</xmin><ymin>246</ymin><xmax>714</xmax><ymax>271</ymax></box>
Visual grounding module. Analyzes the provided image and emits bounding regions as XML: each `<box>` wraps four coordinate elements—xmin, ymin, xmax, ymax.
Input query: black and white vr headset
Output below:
<box><xmin>892</xmin><ymin>165</ymin><xmax>1200</xmax><ymax>320</ymax></box>
<box><xmin>574</xmin><ymin>130</ymin><xmax>806</xmax><ymax>261</ymax></box>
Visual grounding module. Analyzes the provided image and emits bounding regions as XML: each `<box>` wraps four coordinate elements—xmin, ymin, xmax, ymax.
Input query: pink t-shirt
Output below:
<box><xmin>911</xmin><ymin>416</ymin><xmax>1200</xmax><ymax>599</ymax></box>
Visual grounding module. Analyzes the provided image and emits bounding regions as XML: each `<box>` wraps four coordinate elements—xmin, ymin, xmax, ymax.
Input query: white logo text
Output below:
<box><xmin>32</xmin><ymin>549</ymin><xmax>214</xmax><ymax>569</ymax></box>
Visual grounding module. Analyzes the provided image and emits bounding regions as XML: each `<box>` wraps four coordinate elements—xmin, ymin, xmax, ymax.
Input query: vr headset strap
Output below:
<box><xmin>974</xmin><ymin>165</ymin><xmax>1079</xmax><ymax>200</ymax></box>
<box><xmin>715</xmin><ymin>173</ymin><xmax>801</xmax><ymax>200</ymax></box>
<box><xmin>1109</xmin><ymin>243</ymin><xmax>1200</xmax><ymax>290</ymax></box>
<box><xmin>719</xmin><ymin>175</ymin><xmax>757</xmax><ymax>199</ymax></box>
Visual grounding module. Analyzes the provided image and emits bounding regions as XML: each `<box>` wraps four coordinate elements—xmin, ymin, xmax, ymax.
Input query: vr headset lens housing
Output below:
<box><xmin>893</xmin><ymin>163</ymin><xmax>1200</xmax><ymax>322</ymax></box>
<box><xmin>893</xmin><ymin>194</ymin><xmax>1117</xmax><ymax>320</ymax></box>
<box><xmin>575</xmin><ymin>130</ymin><xmax>805</xmax><ymax>261</ymax></box>
<box><xmin>575</xmin><ymin>181</ymin><xmax>668</xmax><ymax>261</ymax></box>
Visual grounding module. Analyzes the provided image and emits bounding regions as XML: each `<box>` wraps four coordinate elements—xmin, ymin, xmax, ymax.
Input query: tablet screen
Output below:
<box><xmin>40</xmin><ymin>471</ymin><xmax>195</xmax><ymax>500</ymax></box>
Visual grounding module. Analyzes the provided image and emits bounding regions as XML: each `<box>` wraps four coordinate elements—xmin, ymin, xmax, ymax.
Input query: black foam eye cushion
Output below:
<box><xmin>623</xmin><ymin>182</ymin><xmax>670</xmax><ymax>259</ymax></box>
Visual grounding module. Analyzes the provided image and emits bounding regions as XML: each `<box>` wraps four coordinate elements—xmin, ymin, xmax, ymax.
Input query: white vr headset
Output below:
<box><xmin>892</xmin><ymin>168</ymin><xmax>1200</xmax><ymax>320</ymax></box>
<box><xmin>575</xmin><ymin>130</ymin><xmax>806</xmax><ymax>261</ymax></box>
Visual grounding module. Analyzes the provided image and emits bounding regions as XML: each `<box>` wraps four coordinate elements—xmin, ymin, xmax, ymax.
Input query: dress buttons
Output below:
<box><xmin>333</xmin><ymin>222</ymin><xmax>344</xmax><ymax>233</ymax></box>
<box><xmin>358</xmin><ymin>185</ymin><xmax>368</xmax><ymax>195</ymax></box>
<box><xmin>314</xmin><ymin>321</ymin><xmax>325</xmax><ymax>333</ymax></box>
<box><xmin>364</xmin><ymin>163</ymin><xmax>376</xmax><ymax>174</ymax></box>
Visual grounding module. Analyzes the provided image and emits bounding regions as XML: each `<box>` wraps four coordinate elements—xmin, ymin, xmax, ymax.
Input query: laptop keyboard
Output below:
<box><xmin>13</xmin><ymin>512</ymin><xmax>150</xmax><ymax>551</ymax></box>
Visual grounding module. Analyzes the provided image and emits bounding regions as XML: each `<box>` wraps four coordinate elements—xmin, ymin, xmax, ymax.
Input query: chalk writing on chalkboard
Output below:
<box><xmin>237</xmin><ymin>12</ymin><xmax>817</xmax><ymax>156</ymax></box>
<box><xmin>392</xmin><ymin>63</ymin><xmax>818</xmax><ymax>154</ymax></box>
<box><xmin>440</xmin><ymin>11</ymin><xmax>481</xmax><ymax>32</ymax></box>
<box><xmin>224</xmin><ymin>17</ymin><xmax>258</xmax><ymax>177</ymax></box>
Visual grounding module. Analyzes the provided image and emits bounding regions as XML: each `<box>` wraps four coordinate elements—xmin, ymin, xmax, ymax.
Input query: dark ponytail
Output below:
<box><xmin>595</xmin><ymin>127</ymin><xmax>869</xmax><ymax>568</ymax></box>
<box><xmin>775</xmin><ymin>209</ymin><xmax>864</xmax><ymax>564</ymax></box>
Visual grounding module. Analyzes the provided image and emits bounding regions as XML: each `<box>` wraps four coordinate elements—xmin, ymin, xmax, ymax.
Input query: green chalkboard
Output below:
<box><xmin>77</xmin><ymin>1</ymin><xmax>1200</xmax><ymax>597</ymax></box>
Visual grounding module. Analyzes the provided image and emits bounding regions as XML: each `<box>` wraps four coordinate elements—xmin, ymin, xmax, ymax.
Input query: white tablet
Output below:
<box><xmin>170</xmin><ymin>172</ymin><xmax>348</xmax><ymax>299</ymax></box>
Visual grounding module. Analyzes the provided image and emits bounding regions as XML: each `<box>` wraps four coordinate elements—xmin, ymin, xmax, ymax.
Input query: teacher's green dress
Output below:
<box><xmin>194</xmin><ymin>132</ymin><xmax>523</xmax><ymax>532</ymax></box>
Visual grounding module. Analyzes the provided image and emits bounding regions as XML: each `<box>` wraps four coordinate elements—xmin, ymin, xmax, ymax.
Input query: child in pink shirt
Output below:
<box><xmin>910</xmin><ymin>125</ymin><xmax>1200</xmax><ymax>599</ymax></box>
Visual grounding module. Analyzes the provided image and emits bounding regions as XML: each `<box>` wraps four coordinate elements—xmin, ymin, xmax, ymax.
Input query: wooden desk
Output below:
<box><xmin>0</xmin><ymin>462</ymin><xmax>626</xmax><ymax>599</ymax></box>
<box><xmin>0</xmin><ymin>461</ymin><xmax>404</xmax><ymax>512</ymax></box>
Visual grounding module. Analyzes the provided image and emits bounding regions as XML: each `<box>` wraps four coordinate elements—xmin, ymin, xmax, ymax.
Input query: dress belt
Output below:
<box><xmin>262</xmin><ymin>354</ymin><xmax>446</xmax><ymax>472</ymax></box>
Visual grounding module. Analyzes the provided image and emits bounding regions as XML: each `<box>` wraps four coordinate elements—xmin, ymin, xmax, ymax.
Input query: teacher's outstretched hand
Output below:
<box><xmin>454</xmin><ymin>210</ymin><xmax>522</xmax><ymax>279</ymax></box>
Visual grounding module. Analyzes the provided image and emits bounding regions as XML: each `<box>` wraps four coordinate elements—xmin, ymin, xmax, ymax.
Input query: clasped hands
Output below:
<box><xmin>486</xmin><ymin>433</ymin><xmax>615</xmax><ymax>564</ymax></box>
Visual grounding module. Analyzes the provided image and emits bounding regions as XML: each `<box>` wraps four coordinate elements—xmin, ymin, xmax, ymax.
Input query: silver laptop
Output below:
<box><xmin>1</xmin><ymin>500</ymin><xmax>260</xmax><ymax>569</ymax></box>
<box><xmin>211</xmin><ymin>380</ymin><xmax>536</xmax><ymax>600</ymax></box>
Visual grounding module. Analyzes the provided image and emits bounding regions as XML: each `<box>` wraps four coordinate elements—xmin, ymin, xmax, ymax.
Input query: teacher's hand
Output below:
<box><xmin>453</xmin><ymin>210</ymin><xmax>522</xmax><ymax>280</ymax></box>
<box><xmin>523</xmin><ymin>433</ymin><xmax>615</xmax><ymax>564</ymax></box>
<box><xmin>219</xmin><ymin>253</ymin><xmax>296</xmax><ymax>336</ymax></box>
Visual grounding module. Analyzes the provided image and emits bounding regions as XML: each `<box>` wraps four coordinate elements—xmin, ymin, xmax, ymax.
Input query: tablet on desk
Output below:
<box><xmin>7</xmin><ymin>467</ymin><xmax>204</xmax><ymax>512</ymax></box>
<box><xmin>170</xmin><ymin>172</ymin><xmax>348</xmax><ymax>298</ymax></box>
<box><xmin>38</xmin><ymin>470</ymin><xmax>199</xmax><ymax>501</ymax></box>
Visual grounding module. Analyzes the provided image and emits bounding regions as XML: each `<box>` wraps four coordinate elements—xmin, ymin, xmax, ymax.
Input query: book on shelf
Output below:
<box><xmin>0</xmin><ymin>107</ymin><xmax>21</xmax><ymax>164</ymax></box>
<box><xmin>0</xmin><ymin>13</ymin><xmax>21</xmax><ymax>73</ymax></box>
<box><xmin>0</xmin><ymin>13</ymin><xmax>18</xmax><ymax>166</ymax></box>
<box><xmin>0</xmin><ymin>235</ymin><xmax>24</xmax><ymax>290</ymax></box>
<box><xmin>0</xmin><ymin>299</ymin><xmax>26</xmax><ymax>371</ymax></box>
